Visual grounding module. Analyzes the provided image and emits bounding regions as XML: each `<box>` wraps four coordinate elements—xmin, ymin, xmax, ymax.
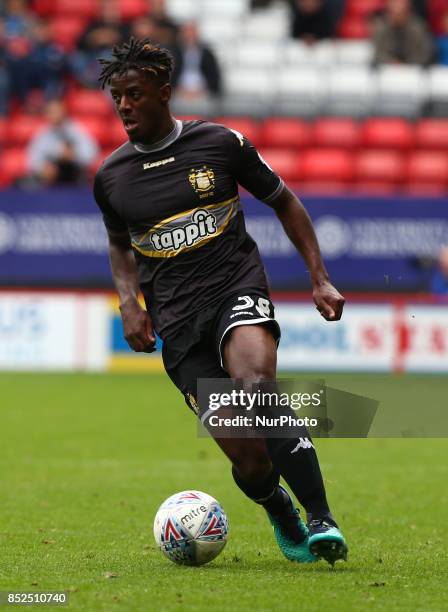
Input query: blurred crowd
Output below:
<box><xmin>1</xmin><ymin>0</ymin><xmax>448</xmax><ymax>187</ymax></box>
<box><xmin>1</xmin><ymin>0</ymin><xmax>448</xmax><ymax>116</ymax></box>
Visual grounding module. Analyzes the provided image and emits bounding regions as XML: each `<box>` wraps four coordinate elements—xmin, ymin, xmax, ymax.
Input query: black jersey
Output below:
<box><xmin>94</xmin><ymin>119</ymin><xmax>284</xmax><ymax>339</ymax></box>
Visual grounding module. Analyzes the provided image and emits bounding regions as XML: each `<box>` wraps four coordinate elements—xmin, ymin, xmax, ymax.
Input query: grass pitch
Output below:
<box><xmin>1</xmin><ymin>373</ymin><xmax>447</xmax><ymax>612</ymax></box>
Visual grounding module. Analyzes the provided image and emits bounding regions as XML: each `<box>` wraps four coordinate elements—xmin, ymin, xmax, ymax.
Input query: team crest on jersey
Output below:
<box><xmin>189</xmin><ymin>166</ymin><xmax>215</xmax><ymax>197</ymax></box>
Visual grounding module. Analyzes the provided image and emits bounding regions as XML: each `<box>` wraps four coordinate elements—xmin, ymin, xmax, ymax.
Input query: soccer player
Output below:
<box><xmin>94</xmin><ymin>38</ymin><xmax>348</xmax><ymax>565</ymax></box>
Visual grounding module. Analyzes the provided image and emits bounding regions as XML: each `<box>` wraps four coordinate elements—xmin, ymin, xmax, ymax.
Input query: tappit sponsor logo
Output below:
<box><xmin>150</xmin><ymin>208</ymin><xmax>217</xmax><ymax>252</ymax></box>
<box><xmin>143</xmin><ymin>156</ymin><xmax>175</xmax><ymax>170</ymax></box>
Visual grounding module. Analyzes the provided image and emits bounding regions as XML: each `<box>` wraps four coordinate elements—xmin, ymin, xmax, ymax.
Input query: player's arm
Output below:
<box><xmin>270</xmin><ymin>185</ymin><xmax>345</xmax><ymax>321</ymax></box>
<box><xmin>107</xmin><ymin>228</ymin><xmax>156</xmax><ymax>352</ymax></box>
<box><xmin>94</xmin><ymin>170</ymin><xmax>155</xmax><ymax>352</ymax></box>
<box><xmin>225</xmin><ymin>128</ymin><xmax>345</xmax><ymax>321</ymax></box>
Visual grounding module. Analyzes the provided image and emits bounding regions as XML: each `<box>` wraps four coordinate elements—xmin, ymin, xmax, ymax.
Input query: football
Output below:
<box><xmin>153</xmin><ymin>490</ymin><xmax>229</xmax><ymax>566</ymax></box>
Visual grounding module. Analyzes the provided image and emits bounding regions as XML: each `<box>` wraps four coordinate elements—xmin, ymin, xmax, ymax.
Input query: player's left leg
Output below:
<box><xmin>222</xmin><ymin>324</ymin><xmax>347</xmax><ymax>565</ymax></box>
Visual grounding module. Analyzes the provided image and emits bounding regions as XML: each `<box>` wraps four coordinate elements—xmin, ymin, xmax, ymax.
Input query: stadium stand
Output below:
<box><xmin>0</xmin><ymin>0</ymin><xmax>446</xmax><ymax>191</ymax></box>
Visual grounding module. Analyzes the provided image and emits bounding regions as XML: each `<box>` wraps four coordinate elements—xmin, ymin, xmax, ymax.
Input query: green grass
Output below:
<box><xmin>0</xmin><ymin>373</ymin><xmax>447</xmax><ymax>611</ymax></box>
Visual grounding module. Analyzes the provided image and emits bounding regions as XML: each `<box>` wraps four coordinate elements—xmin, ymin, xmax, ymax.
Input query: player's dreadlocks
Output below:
<box><xmin>98</xmin><ymin>37</ymin><xmax>174</xmax><ymax>89</ymax></box>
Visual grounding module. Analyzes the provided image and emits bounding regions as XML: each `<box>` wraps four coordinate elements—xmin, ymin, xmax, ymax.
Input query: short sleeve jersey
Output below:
<box><xmin>94</xmin><ymin>119</ymin><xmax>284</xmax><ymax>339</ymax></box>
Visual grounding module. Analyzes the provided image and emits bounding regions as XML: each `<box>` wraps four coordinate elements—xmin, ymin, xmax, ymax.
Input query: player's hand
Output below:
<box><xmin>312</xmin><ymin>281</ymin><xmax>345</xmax><ymax>321</ymax></box>
<box><xmin>119</xmin><ymin>299</ymin><xmax>156</xmax><ymax>353</ymax></box>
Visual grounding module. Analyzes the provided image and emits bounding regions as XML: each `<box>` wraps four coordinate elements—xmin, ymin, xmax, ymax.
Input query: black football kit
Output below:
<box><xmin>94</xmin><ymin>119</ymin><xmax>283</xmax><ymax>405</ymax></box>
<box><xmin>94</xmin><ymin>119</ymin><xmax>338</xmax><ymax>539</ymax></box>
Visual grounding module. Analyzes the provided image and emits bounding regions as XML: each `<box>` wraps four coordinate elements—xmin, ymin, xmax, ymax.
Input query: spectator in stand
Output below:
<box><xmin>372</xmin><ymin>0</ymin><xmax>434</xmax><ymax>66</ymax></box>
<box><xmin>289</xmin><ymin>0</ymin><xmax>338</xmax><ymax>44</ymax></box>
<box><xmin>70</xmin><ymin>0</ymin><xmax>125</xmax><ymax>88</ymax></box>
<box><xmin>27</xmin><ymin>99</ymin><xmax>98</xmax><ymax>186</ymax></box>
<box><xmin>436</xmin><ymin>11</ymin><xmax>448</xmax><ymax>65</ymax></box>
<box><xmin>170</xmin><ymin>21</ymin><xmax>222</xmax><ymax>100</ymax></box>
<box><xmin>431</xmin><ymin>246</ymin><xmax>448</xmax><ymax>295</ymax></box>
<box><xmin>2</xmin><ymin>0</ymin><xmax>35</xmax><ymax>105</ymax></box>
<box><xmin>0</xmin><ymin>19</ymin><xmax>11</xmax><ymax>115</ymax></box>
<box><xmin>130</xmin><ymin>14</ymin><xmax>178</xmax><ymax>49</ymax></box>
<box><xmin>28</xmin><ymin>18</ymin><xmax>67</xmax><ymax>100</ymax></box>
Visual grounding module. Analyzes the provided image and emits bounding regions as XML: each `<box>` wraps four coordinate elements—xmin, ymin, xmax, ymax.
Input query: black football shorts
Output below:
<box><xmin>162</xmin><ymin>290</ymin><xmax>281</xmax><ymax>414</ymax></box>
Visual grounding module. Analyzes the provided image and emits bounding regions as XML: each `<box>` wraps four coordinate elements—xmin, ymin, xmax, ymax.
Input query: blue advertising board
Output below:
<box><xmin>0</xmin><ymin>188</ymin><xmax>447</xmax><ymax>291</ymax></box>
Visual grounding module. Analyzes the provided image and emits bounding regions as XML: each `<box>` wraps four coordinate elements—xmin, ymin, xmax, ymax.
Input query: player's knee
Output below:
<box><xmin>234</xmin><ymin>367</ymin><xmax>275</xmax><ymax>386</ymax></box>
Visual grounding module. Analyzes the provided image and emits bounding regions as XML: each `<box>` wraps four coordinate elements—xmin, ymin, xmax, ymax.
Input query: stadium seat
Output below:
<box><xmin>0</xmin><ymin>148</ymin><xmax>28</xmax><ymax>187</ymax></box>
<box><xmin>406</xmin><ymin>152</ymin><xmax>448</xmax><ymax>186</ymax></box>
<box><xmin>259</xmin><ymin>119</ymin><xmax>310</xmax><ymax>150</ymax></box>
<box><xmin>34</xmin><ymin>0</ymin><xmax>98</xmax><ymax>18</ymax></box>
<box><xmin>327</xmin><ymin>67</ymin><xmax>376</xmax><ymax>117</ymax></box>
<box><xmin>165</xmin><ymin>0</ymin><xmax>198</xmax><ymax>19</ymax></box>
<box><xmin>334</xmin><ymin>41</ymin><xmax>374</xmax><ymax>65</ymax></box>
<box><xmin>234</xmin><ymin>42</ymin><xmax>281</xmax><ymax>68</ymax></box>
<box><xmin>376</xmin><ymin>66</ymin><xmax>427</xmax><ymax>117</ymax></box>
<box><xmin>277</xmin><ymin>68</ymin><xmax>327</xmax><ymax>117</ymax></box>
<box><xmin>428</xmin><ymin>0</ymin><xmax>447</xmax><ymax>34</ymax></box>
<box><xmin>119</xmin><ymin>0</ymin><xmax>148</xmax><ymax>21</ymax></box>
<box><xmin>337</xmin><ymin>16</ymin><xmax>371</xmax><ymax>39</ymax></box>
<box><xmin>258</xmin><ymin>148</ymin><xmax>301</xmax><ymax>183</ymax></box>
<box><xmin>50</xmin><ymin>16</ymin><xmax>86</xmax><ymax>52</ymax></box>
<box><xmin>225</xmin><ymin>69</ymin><xmax>271</xmax><ymax>98</ymax></box>
<box><xmin>6</xmin><ymin>116</ymin><xmax>47</xmax><ymax>147</ymax></box>
<box><xmin>241</xmin><ymin>11</ymin><xmax>289</xmax><ymax>41</ymax></box>
<box><xmin>74</xmin><ymin>117</ymin><xmax>109</xmax><ymax>147</ymax></box>
<box><xmin>284</xmin><ymin>41</ymin><xmax>336</xmax><ymax>66</ymax></box>
<box><xmin>200</xmin><ymin>19</ymin><xmax>240</xmax><ymax>45</ymax></box>
<box><xmin>301</xmin><ymin>149</ymin><xmax>355</xmax><ymax>182</ymax></box>
<box><xmin>66</xmin><ymin>90</ymin><xmax>113</xmax><ymax>118</ymax></box>
<box><xmin>104</xmin><ymin>119</ymin><xmax>128</xmax><ymax>148</ymax></box>
<box><xmin>345</xmin><ymin>0</ymin><xmax>385</xmax><ymax>17</ymax></box>
<box><xmin>415</xmin><ymin>119</ymin><xmax>448</xmax><ymax>150</ymax></box>
<box><xmin>0</xmin><ymin>118</ymin><xmax>6</xmax><ymax>145</ymax></box>
<box><xmin>361</xmin><ymin>118</ymin><xmax>415</xmax><ymax>150</ymax></box>
<box><xmin>312</xmin><ymin>118</ymin><xmax>361</xmax><ymax>148</ymax></box>
<box><xmin>356</xmin><ymin>150</ymin><xmax>405</xmax><ymax>184</ymax></box>
<box><xmin>202</xmin><ymin>0</ymin><xmax>250</xmax><ymax>17</ymax></box>
<box><xmin>214</xmin><ymin>117</ymin><xmax>261</xmax><ymax>147</ymax></box>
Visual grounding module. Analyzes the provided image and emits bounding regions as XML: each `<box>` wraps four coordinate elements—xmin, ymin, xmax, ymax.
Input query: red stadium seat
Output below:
<box><xmin>66</xmin><ymin>90</ymin><xmax>113</xmax><ymax>118</ymax></box>
<box><xmin>428</xmin><ymin>0</ymin><xmax>447</xmax><ymax>34</ymax></box>
<box><xmin>6</xmin><ymin>116</ymin><xmax>47</xmax><ymax>147</ymax></box>
<box><xmin>104</xmin><ymin>118</ymin><xmax>128</xmax><ymax>148</ymax></box>
<box><xmin>0</xmin><ymin>148</ymin><xmax>28</xmax><ymax>187</ymax></box>
<box><xmin>214</xmin><ymin>117</ymin><xmax>261</xmax><ymax>148</ymax></box>
<box><xmin>415</xmin><ymin>120</ymin><xmax>448</xmax><ymax>150</ymax></box>
<box><xmin>362</xmin><ymin>118</ymin><xmax>415</xmax><ymax>150</ymax></box>
<box><xmin>406</xmin><ymin>151</ymin><xmax>448</xmax><ymax>186</ymax></box>
<box><xmin>356</xmin><ymin>150</ymin><xmax>405</xmax><ymax>184</ymax></box>
<box><xmin>0</xmin><ymin>118</ymin><xmax>6</xmax><ymax>145</ymax></box>
<box><xmin>345</xmin><ymin>0</ymin><xmax>385</xmax><ymax>17</ymax></box>
<box><xmin>258</xmin><ymin>148</ymin><xmax>301</xmax><ymax>183</ymax></box>
<box><xmin>73</xmin><ymin>117</ymin><xmax>108</xmax><ymax>147</ymax></box>
<box><xmin>119</xmin><ymin>0</ymin><xmax>148</xmax><ymax>21</ymax></box>
<box><xmin>313</xmin><ymin>118</ymin><xmax>361</xmax><ymax>149</ymax></box>
<box><xmin>260</xmin><ymin>119</ymin><xmax>310</xmax><ymax>150</ymax></box>
<box><xmin>50</xmin><ymin>16</ymin><xmax>86</xmax><ymax>52</ymax></box>
<box><xmin>301</xmin><ymin>149</ymin><xmax>355</xmax><ymax>182</ymax></box>
<box><xmin>33</xmin><ymin>0</ymin><xmax>98</xmax><ymax>18</ymax></box>
<box><xmin>337</xmin><ymin>17</ymin><xmax>371</xmax><ymax>39</ymax></box>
